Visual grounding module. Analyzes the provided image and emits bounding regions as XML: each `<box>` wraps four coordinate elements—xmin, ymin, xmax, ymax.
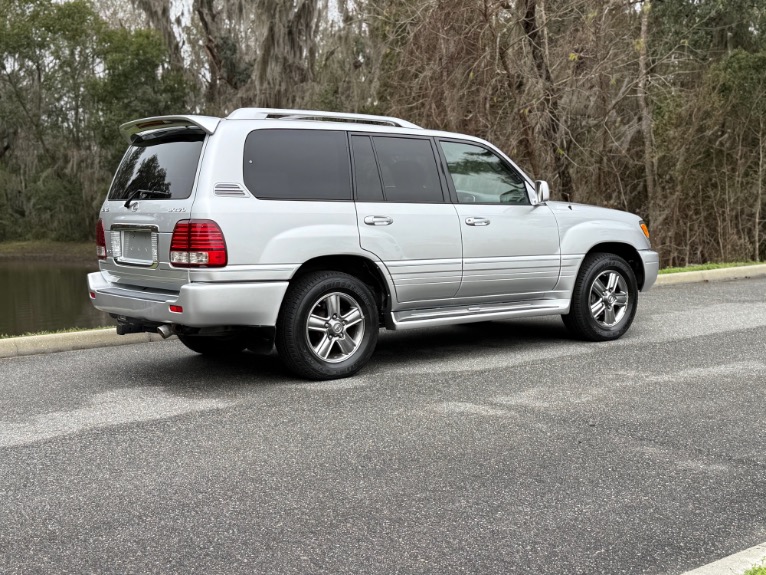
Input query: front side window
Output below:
<box><xmin>108</xmin><ymin>129</ymin><xmax>205</xmax><ymax>201</ymax></box>
<box><xmin>372</xmin><ymin>136</ymin><xmax>445</xmax><ymax>203</ymax></box>
<box><xmin>243</xmin><ymin>129</ymin><xmax>352</xmax><ymax>201</ymax></box>
<box><xmin>440</xmin><ymin>140</ymin><xmax>529</xmax><ymax>205</ymax></box>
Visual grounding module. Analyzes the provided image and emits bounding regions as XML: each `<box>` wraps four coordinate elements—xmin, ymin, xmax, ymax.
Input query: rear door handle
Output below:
<box><xmin>465</xmin><ymin>217</ymin><xmax>490</xmax><ymax>226</ymax></box>
<box><xmin>364</xmin><ymin>215</ymin><xmax>393</xmax><ymax>226</ymax></box>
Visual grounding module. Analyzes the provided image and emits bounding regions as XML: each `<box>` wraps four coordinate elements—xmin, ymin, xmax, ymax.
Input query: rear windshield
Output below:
<box><xmin>107</xmin><ymin>129</ymin><xmax>205</xmax><ymax>201</ymax></box>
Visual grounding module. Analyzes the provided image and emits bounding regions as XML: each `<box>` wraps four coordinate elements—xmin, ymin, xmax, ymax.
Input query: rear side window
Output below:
<box><xmin>108</xmin><ymin>129</ymin><xmax>205</xmax><ymax>201</ymax></box>
<box><xmin>244</xmin><ymin>129</ymin><xmax>352</xmax><ymax>201</ymax></box>
<box><xmin>372</xmin><ymin>136</ymin><xmax>445</xmax><ymax>203</ymax></box>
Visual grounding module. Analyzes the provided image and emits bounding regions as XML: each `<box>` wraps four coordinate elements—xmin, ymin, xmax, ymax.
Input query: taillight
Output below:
<box><xmin>96</xmin><ymin>219</ymin><xmax>106</xmax><ymax>260</ymax></box>
<box><xmin>170</xmin><ymin>219</ymin><xmax>227</xmax><ymax>267</ymax></box>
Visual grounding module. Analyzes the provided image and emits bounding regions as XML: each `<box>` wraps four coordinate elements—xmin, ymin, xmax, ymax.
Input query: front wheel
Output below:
<box><xmin>562</xmin><ymin>253</ymin><xmax>638</xmax><ymax>341</ymax></box>
<box><xmin>276</xmin><ymin>271</ymin><xmax>379</xmax><ymax>380</ymax></box>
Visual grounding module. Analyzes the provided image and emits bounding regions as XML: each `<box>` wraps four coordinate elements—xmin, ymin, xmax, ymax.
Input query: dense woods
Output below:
<box><xmin>1</xmin><ymin>0</ymin><xmax>765</xmax><ymax>266</ymax></box>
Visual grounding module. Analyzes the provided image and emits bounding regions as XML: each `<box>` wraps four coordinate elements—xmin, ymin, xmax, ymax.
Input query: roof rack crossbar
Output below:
<box><xmin>226</xmin><ymin>108</ymin><xmax>422</xmax><ymax>129</ymax></box>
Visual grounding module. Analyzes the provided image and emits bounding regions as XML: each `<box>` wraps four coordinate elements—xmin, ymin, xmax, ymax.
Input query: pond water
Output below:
<box><xmin>0</xmin><ymin>261</ymin><xmax>112</xmax><ymax>337</ymax></box>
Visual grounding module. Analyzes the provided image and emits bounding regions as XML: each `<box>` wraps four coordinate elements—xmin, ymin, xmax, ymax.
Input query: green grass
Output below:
<box><xmin>659</xmin><ymin>261</ymin><xmax>760</xmax><ymax>274</ymax></box>
<box><xmin>0</xmin><ymin>326</ymin><xmax>112</xmax><ymax>340</ymax></box>
<box><xmin>744</xmin><ymin>562</ymin><xmax>766</xmax><ymax>575</ymax></box>
<box><xmin>0</xmin><ymin>240</ymin><xmax>93</xmax><ymax>261</ymax></box>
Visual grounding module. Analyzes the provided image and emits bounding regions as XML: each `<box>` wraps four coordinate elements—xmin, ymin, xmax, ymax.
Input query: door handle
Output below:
<box><xmin>364</xmin><ymin>215</ymin><xmax>393</xmax><ymax>226</ymax></box>
<box><xmin>465</xmin><ymin>217</ymin><xmax>490</xmax><ymax>226</ymax></box>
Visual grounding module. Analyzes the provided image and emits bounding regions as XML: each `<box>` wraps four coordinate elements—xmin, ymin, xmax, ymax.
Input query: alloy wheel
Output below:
<box><xmin>589</xmin><ymin>270</ymin><xmax>629</xmax><ymax>328</ymax></box>
<box><xmin>305</xmin><ymin>292</ymin><xmax>366</xmax><ymax>363</ymax></box>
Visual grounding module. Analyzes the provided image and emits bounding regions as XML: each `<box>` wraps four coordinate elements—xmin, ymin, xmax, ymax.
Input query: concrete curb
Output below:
<box><xmin>2</xmin><ymin>264</ymin><xmax>765</xmax><ymax>359</ymax></box>
<box><xmin>679</xmin><ymin>541</ymin><xmax>766</xmax><ymax>575</ymax></box>
<box><xmin>655</xmin><ymin>263</ymin><xmax>766</xmax><ymax>286</ymax></box>
<box><xmin>0</xmin><ymin>329</ymin><xmax>167</xmax><ymax>359</ymax></box>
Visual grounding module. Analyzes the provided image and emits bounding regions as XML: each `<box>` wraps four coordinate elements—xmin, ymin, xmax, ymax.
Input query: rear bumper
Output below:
<box><xmin>88</xmin><ymin>272</ymin><xmax>288</xmax><ymax>327</ymax></box>
<box><xmin>639</xmin><ymin>249</ymin><xmax>660</xmax><ymax>291</ymax></box>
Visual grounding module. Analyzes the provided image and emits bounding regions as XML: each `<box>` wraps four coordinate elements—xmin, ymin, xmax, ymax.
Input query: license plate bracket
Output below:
<box><xmin>114</xmin><ymin>229</ymin><xmax>158</xmax><ymax>267</ymax></box>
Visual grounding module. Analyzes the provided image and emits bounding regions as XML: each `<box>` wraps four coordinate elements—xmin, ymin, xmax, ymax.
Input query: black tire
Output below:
<box><xmin>276</xmin><ymin>271</ymin><xmax>378</xmax><ymax>380</ymax></box>
<box><xmin>562</xmin><ymin>252</ymin><xmax>638</xmax><ymax>341</ymax></box>
<box><xmin>177</xmin><ymin>334</ymin><xmax>248</xmax><ymax>355</ymax></box>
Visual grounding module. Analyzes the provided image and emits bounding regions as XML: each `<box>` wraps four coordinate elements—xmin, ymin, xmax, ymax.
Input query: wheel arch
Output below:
<box><xmin>583</xmin><ymin>242</ymin><xmax>645</xmax><ymax>290</ymax></box>
<box><xmin>290</xmin><ymin>255</ymin><xmax>392</xmax><ymax>317</ymax></box>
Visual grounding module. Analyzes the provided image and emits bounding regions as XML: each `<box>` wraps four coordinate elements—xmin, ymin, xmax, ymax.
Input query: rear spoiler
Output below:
<box><xmin>119</xmin><ymin>115</ymin><xmax>221</xmax><ymax>143</ymax></box>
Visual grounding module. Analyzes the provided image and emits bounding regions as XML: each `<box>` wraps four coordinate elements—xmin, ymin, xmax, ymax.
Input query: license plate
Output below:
<box><xmin>119</xmin><ymin>230</ymin><xmax>156</xmax><ymax>265</ymax></box>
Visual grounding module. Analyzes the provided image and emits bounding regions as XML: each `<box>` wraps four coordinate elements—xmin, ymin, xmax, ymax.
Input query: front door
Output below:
<box><xmin>438</xmin><ymin>139</ymin><xmax>560</xmax><ymax>301</ymax></box>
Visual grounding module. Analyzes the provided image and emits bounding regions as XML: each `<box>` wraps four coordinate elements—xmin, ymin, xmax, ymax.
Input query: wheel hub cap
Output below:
<box><xmin>330</xmin><ymin>321</ymin><xmax>344</xmax><ymax>335</ymax></box>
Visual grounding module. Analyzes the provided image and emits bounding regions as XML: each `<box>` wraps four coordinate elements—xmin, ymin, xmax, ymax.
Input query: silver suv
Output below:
<box><xmin>88</xmin><ymin>108</ymin><xmax>659</xmax><ymax>379</ymax></box>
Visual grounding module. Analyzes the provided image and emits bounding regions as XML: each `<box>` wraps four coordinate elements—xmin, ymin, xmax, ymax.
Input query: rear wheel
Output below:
<box><xmin>276</xmin><ymin>271</ymin><xmax>378</xmax><ymax>380</ymax></box>
<box><xmin>562</xmin><ymin>252</ymin><xmax>638</xmax><ymax>341</ymax></box>
<box><xmin>177</xmin><ymin>334</ymin><xmax>248</xmax><ymax>355</ymax></box>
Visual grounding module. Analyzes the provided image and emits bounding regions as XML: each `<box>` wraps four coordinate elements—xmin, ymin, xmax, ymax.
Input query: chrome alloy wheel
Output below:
<box><xmin>589</xmin><ymin>270</ymin><xmax>629</xmax><ymax>328</ymax></box>
<box><xmin>305</xmin><ymin>292</ymin><xmax>366</xmax><ymax>363</ymax></box>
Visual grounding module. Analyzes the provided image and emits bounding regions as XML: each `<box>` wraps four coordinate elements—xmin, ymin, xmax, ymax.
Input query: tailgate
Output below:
<box><xmin>98</xmin><ymin>127</ymin><xmax>207</xmax><ymax>292</ymax></box>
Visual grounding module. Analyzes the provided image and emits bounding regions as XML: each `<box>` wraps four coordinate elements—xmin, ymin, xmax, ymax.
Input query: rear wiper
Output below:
<box><xmin>124</xmin><ymin>188</ymin><xmax>172</xmax><ymax>208</ymax></box>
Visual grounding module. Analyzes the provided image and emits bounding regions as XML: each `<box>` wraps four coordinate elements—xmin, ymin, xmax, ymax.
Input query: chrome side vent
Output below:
<box><xmin>214</xmin><ymin>183</ymin><xmax>249</xmax><ymax>197</ymax></box>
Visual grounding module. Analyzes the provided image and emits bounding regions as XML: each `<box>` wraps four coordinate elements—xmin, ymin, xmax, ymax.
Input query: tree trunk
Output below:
<box><xmin>638</xmin><ymin>2</ymin><xmax>658</xmax><ymax>239</ymax></box>
<box><xmin>756</xmin><ymin>120</ymin><xmax>764</xmax><ymax>262</ymax></box>
<box><xmin>131</xmin><ymin>0</ymin><xmax>184</xmax><ymax>71</ymax></box>
<box><xmin>194</xmin><ymin>0</ymin><xmax>223</xmax><ymax>107</ymax></box>
<box><xmin>521</xmin><ymin>0</ymin><xmax>573</xmax><ymax>198</ymax></box>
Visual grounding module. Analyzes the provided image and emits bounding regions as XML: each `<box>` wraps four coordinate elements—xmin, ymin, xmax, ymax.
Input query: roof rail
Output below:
<box><xmin>226</xmin><ymin>108</ymin><xmax>422</xmax><ymax>129</ymax></box>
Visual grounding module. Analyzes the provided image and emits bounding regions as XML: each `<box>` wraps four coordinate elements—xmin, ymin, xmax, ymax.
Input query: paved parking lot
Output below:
<box><xmin>1</xmin><ymin>278</ymin><xmax>765</xmax><ymax>574</ymax></box>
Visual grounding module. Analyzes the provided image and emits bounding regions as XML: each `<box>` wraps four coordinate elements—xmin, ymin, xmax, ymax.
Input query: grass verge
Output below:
<box><xmin>0</xmin><ymin>326</ymin><xmax>112</xmax><ymax>340</ymax></box>
<box><xmin>0</xmin><ymin>240</ymin><xmax>93</xmax><ymax>262</ymax></box>
<box><xmin>744</xmin><ymin>562</ymin><xmax>766</xmax><ymax>575</ymax></box>
<box><xmin>659</xmin><ymin>261</ymin><xmax>760</xmax><ymax>274</ymax></box>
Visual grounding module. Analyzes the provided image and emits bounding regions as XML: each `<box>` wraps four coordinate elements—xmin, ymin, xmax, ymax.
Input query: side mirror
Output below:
<box><xmin>535</xmin><ymin>180</ymin><xmax>550</xmax><ymax>204</ymax></box>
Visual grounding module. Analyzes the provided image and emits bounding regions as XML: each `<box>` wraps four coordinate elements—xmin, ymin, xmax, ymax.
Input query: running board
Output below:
<box><xmin>385</xmin><ymin>299</ymin><xmax>571</xmax><ymax>331</ymax></box>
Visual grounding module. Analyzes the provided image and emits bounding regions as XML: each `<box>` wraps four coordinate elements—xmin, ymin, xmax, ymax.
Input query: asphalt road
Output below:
<box><xmin>1</xmin><ymin>278</ymin><xmax>765</xmax><ymax>575</ymax></box>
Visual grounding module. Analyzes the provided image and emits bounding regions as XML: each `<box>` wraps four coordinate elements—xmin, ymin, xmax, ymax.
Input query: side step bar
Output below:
<box><xmin>385</xmin><ymin>299</ymin><xmax>570</xmax><ymax>331</ymax></box>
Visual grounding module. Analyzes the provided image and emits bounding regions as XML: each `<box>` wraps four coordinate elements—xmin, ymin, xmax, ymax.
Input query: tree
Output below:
<box><xmin>0</xmin><ymin>0</ymin><xmax>187</xmax><ymax>240</ymax></box>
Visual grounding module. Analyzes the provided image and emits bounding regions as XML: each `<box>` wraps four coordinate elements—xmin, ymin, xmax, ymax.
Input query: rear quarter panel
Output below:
<box><xmin>188</xmin><ymin>121</ymin><xmax>369</xmax><ymax>283</ymax></box>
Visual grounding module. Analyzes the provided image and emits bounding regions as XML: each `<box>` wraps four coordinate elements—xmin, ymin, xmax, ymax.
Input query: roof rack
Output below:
<box><xmin>226</xmin><ymin>108</ymin><xmax>422</xmax><ymax>129</ymax></box>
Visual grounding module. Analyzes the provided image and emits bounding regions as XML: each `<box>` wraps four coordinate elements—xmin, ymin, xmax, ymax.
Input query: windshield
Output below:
<box><xmin>107</xmin><ymin>129</ymin><xmax>205</xmax><ymax>201</ymax></box>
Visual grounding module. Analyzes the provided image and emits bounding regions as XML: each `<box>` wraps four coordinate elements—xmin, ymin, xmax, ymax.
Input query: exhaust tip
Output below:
<box><xmin>157</xmin><ymin>325</ymin><xmax>173</xmax><ymax>339</ymax></box>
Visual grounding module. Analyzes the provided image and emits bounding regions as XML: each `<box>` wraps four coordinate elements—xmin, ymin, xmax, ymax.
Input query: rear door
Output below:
<box><xmin>352</xmin><ymin>134</ymin><xmax>462</xmax><ymax>304</ymax></box>
<box><xmin>99</xmin><ymin>127</ymin><xmax>207</xmax><ymax>291</ymax></box>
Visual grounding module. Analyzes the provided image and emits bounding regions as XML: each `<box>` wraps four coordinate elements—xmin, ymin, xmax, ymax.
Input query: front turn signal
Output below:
<box><xmin>639</xmin><ymin>220</ymin><xmax>650</xmax><ymax>239</ymax></box>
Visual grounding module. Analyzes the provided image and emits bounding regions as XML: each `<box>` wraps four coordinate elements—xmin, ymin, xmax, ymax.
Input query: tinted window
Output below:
<box><xmin>440</xmin><ymin>140</ymin><xmax>529</xmax><ymax>205</ymax></box>
<box><xmin>351</xmin><ymin>135</ymin><xmax>384</xmax><ymax>202</ymax></box>
<box><xmin>244</xmin><ymin>129</ymin><xmax>352</xmax><ymax>200</ymax></box>
<box><xmin>108</xmin><ymin>130</ymin><xmax>204</xmax><ymax>201</ymax></box>
<box><xmin>372</xmin><ymin>137</ymin><xmax>444</xmax><ymax>203</ymax></box>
